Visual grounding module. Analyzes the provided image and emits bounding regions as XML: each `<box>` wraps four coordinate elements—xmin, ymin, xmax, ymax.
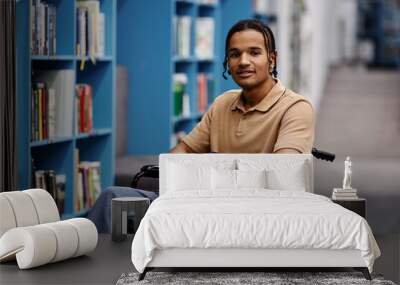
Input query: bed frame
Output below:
<box><xmin>139</xmin><ymin>248</ymin><xmax>371</xmax><ymax>280</ymax></box>
<box><xmin>137</xmin><ymin>154</ymin><xmax>372</xmax><ymax>281</ymax></box>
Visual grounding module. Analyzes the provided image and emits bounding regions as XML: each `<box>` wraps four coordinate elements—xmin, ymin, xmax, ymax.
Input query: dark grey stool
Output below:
<box><xmin>111</xmin><ymin>197</ymin><xmax>150</xmax><ymax>242</ymax></box>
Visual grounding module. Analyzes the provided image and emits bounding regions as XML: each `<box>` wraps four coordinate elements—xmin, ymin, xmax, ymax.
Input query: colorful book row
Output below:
<box><xmin>173</xmin><ymin>17</ymin><xmax>215</xmax><ymax>59</ymax></box>
<box><xmin>76</xmin><ymin>0</ymin><xmax>105</xmax><ymax>59</ymax></box>
<box><xmin>31</xmin><ymin>0</ymin><xmax>57</xmax><ymax>56</ymax></box>
<box><xmin>75</xmin><ymin>152</ymin><xmax>102</xmax><ymax>212</ymax></box>
<box><xmin>34</xmin><ymin>170</ymin><xmax>66</xmax><ymax>215</ymax></box>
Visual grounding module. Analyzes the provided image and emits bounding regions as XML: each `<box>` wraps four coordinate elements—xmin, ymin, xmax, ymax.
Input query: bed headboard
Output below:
<box><xmin>159</xmin><ymin>154</ymin><xmax>314</xmax><ymax>195</ymax></box>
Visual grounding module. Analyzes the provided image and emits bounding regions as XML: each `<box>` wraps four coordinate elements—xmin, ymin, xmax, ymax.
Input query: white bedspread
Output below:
<box><xmin>131</xmin><ymin>190</ymin><xmax>380</xmax><ymax>273</ymax></box>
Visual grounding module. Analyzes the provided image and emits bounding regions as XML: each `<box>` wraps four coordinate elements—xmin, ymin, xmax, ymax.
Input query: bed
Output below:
<box><xmin>131</xmin><ymin>154</ymin><xmax>380</xmax><ymax>280</ymax></box>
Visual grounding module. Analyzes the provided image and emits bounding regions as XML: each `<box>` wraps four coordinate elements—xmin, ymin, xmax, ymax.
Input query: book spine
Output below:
<box><xmin>87</xmin><ymin>8</ymin><xmax>93</xmax><ymax>59</ymax></box>
<box><xmin>79</xmin><ymin>166</ymin><xmax>87</xmax><ymax>208</ymax></box>
<box><xmin>44</xmin><ymin>4</ymin><xmax>48</xmax><ymax>56</ymax></box>
<box><xmin>31</xmin><ymin>1</ymin><xmax>35</xmax><ymax>54</ymax></box>
<box><xmin>97</xmin><ymin>12</ymin><xmax>105</xmax><ymax>57</ymax></box>
<box><xmin>87</xmin><ymin>167</ymin><xmax>93</xmax><ymax>207</ymax></box>
<box><xmin>195</xmin><ymin>18</ymin><xmax>214</xmax><ymax>59</ymax></box>
<box><xmin>89</xmin><ymin>167</ymin><xmax>95</xmax><ymax>207</ymax></box>
<box><xmin>35</xmin><ymin>0</ymin><xmax>40</xmax><ymax>55</ymax></box>
<box><xmin>197</xmin><ymin>73</ymin><xmax>207</xmax><ymax>113</ymax></box>
<box><xmin>83</xmin><ymin>86</ymin><xmax>88</xmax><ymax>132</ymax></box>
<box><xmin>38</xmin><ymin>87</ymin><xmax>43</xmax><ymax>140</ymax></box>
<box><xmin>79</xmin><ymin>85</ymin><xmax>85</xmax><ymax>133</ymax></box>
<box><xmin>31</xmin><ymin>88</ymin><xmax>35</xmax><ymax>141</ymax></box>
<box><xmin>75</xmin><ymin>88</ymin><xmax>80</xmax><ymax>134</ymax></box>
<box><xmin>55</xmin><ymin>174</ymin><xmax>66</xmax><ymax>215</ymax></box>
<box><xmin>76</xmin><ymin>8</ymin><xmax>80</xmax><ymax>55</ymax></box>
<box><xmin>173</xmin><ymin>74</ymin><xmax>184</xmax><ymax>116</ymax></box>
<box><xmin>80</xmin><ymin>8</ymin><xmax>86</xmax><ymax>56</ymax></box>
<box><xmin>37</xmin><ymin>1</ymin><xmax>40</xmax><ymax>55</ymax></box>
<box><xmin>182</xmin><ymin>93</ymin><xmax>190</xmax><ymax>117</ymax></box>
<box><xmin>48</xmin><ymin>88</ymin><xmax>55</xmax><ymax>138</ymax></box>
<box><xmin>84</xmin><ymin>8</ymin><xmax>88</xmax><ymax>56</ymax></box>
<box><xmin>53</xmin><ymin>5</ymin><xmax>56</xmax><ymax>54</ymax></box>
<box><xmin>177</xmin><ymin>17</ymin><xmax>191</xmax><ymax>58</ymax></box>
<box><xmin>77</xmin><ymin>171</ymin><xmax>84</xmax><ymax>211</ymax></box>
<box><xmin>88</xmin><ymin>161</ymin><xmax>101</xmax><ymax>202</ymax></box>
<box><xmin>44</xmin><ymin>85</ymin><xmax>48</xmax><ymax>139</ymax></box>
<box><xmin>34</xmin><ymin>89</ymin><xmax>39</xmax><ymax>140</ymax></box>
<box><xmin>40</xmin><ymin>2</ymin><xmax>45</xmax><ymax>55</ymax></box>
<box><xmin>48</xmin><ymin>170</ymin><xmax>57</xmax><ymax>201</ymax></box>
<box><xmin>35</xmin><ymin>170</ymin><xmax>45</xmax><ymax>188</ymax></box>
<box><xmin>173</xmin><ymin>16</ymin><xmax>177</xmax><ymax>56</ymax></box>
<box><xmin>74</xmin><ymin>148</ymin><xmax>80</xmax><ymax>212</ymax></box>
<box><xmin>48</xmin><ymin>5</ymin><xmax>53</xmax><ymax>55</ymax></box>
<box><xmin>86</xmin><ymin>85</ymin><xmax>93</xmax><ymax>132</ymax></box>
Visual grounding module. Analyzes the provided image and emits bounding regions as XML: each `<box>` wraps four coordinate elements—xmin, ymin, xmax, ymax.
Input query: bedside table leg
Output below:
<box><xmin>354</xmin><ymin>267</ymin><xmax>371</xmax><ymax>280</ymax></box>
<box><xmin>138</xmin><ymin>268</ymin><xmax>148</xmax><ymax>281</ymax></box>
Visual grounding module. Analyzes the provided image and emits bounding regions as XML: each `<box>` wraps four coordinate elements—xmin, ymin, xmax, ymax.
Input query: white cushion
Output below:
<box><xmin>24</xmin><ymin>189</ymin><xmax>60</xmax><ymax>223</ymax></box>
<box><xmin>0</xmin><ymin>190</ymin><xmax>98</xmax><ymax>269</ymax></box>
<box><xmin>0</xmin><ymin>226</ymin><xmax>57</xmax><ymax>269</ymax></box>
<box><xmin>211</xmin><ymin>169</ymin><xmax>268</xmax><ymax>191</ymax></box>
<box><xmin>167</xmin><ymin>159</ymin><xmax>235</xmax><ymax>192</ymax></box>
<box><xmin>236</xmin><ymin>169</ymin><xmax>267</xmax><ymax>189</ymax></box>
<box><xmin>0</xmin><ymin>219</ymin><xmax>98</xmax><ymax>269</ymax></box>
<box><xmin>168</xmin><ymin>162</ymin><xmax>210</xmax><ymax>191</ymax></box>
<box><xmin>66</xmin><ymin>218</ymin><xmax>98</xmax><ymax>257</ymax></box>
<box><xmin>0</xmin><ymin>191</ymin><xmax>39</xmax><ymax>227</ymax></box>
<box><xmin>267</xmin><ymin>167</ymin><xmax>307</xmax><ymax>191</ymax></box>
<box><xmin>159</xmin><ymin>154</ymin><xmax>313</xmax><ymax>194</ymax></box>
<box><xmin>0</xmin><ymin>189</ymin><xmax>60</xmax><ymax>238</ymax></box>
<box><xmin>0</xmin><ymin>196</ymin><xmax>17</xmax><ymax>237</ymax></box>
<box><xmin>42</xmin><ymin>221</ymin><xmax>79</xmax><ymax>262</ymax></box>
<box><xmin>238</xmin><ymin>159</ymin><xmax>310</xmax><ymax>191</ymax></box>
<box><xmin>211</xmin><ymin>168</ymin><xmax>236</xmax><ymax>190</ymax></box>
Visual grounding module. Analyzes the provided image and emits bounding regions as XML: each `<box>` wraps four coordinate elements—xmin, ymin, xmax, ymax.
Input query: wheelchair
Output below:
<box><xmin>130</xmin><ymin>148</ymin><xmax>335</xmax><ymax>191</ymax></box>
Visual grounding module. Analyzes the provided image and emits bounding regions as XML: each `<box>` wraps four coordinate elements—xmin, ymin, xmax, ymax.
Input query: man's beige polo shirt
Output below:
<box><xmin>182</xmin><ymin>79</ymin><xmax>315</xmax><ymax>153</ymax></box>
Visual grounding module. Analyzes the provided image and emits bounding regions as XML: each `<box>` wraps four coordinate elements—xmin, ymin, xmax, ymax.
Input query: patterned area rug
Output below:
<box><xmin>116</xmin><ymin>271</ymin><xmax>396</xmax><ymax>285</ymax></box>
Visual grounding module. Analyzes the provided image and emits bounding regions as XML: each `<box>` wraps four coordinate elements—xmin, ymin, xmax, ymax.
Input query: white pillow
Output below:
<box><xmin>168</xmin><ymin>162</ymin><xmax>210</xmax><ymax>191</ymax></box>
<box><xmin>238</xmin><ymin>159</ymin><xmax>309</xmax><ymax>192</ymax></box>
<box><xmin>237</xmin><ymin>169</ymin><xmax>267</xmax><ymax>189</ymax></box>
<box><xmin>211</xmin><ymin>169</ymin><xmax>268</xmax><ymax>190</ymax></box>
<box><xmin>267</xmin><ymin>167</ymin><xmax>307</xmax><ymax>191</ymax></box>
<box><xmin>167</xmin><ymin>159</ymin><xmax>236</xmax><ymax>192</ymax></box>
<box><xmin>211</xmin><ymin>168</ymin><xmax>236</xmax><ymax>190</ymax></box>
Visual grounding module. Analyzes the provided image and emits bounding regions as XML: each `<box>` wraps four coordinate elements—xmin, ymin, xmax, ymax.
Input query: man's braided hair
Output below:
<box><xmin>222</xmin><ymin>19</ymin><xmax>278</xmax><ymax>80</ymax></box>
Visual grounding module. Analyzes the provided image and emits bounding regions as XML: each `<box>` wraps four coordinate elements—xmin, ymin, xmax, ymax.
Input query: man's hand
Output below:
<box><xmin>170</xmin><ymin>141</ymin><xmax>196</xmax><ymax>153</ymax></box>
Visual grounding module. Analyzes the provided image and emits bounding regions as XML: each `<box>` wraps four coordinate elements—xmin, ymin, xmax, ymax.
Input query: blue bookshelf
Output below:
<box><xmin>16</xmin><ymin>0</ymin><xmax>116</xmax><ymax>219</ymax></box>
<box><xmin>358</xmin><ymin>0</ymin><xmax>400</xmax><ymax>67</ymax></box>
<box><xmin>118</xmin><ymin>0</ymin><xmax>221</xmax><ymax>154</ymax></box>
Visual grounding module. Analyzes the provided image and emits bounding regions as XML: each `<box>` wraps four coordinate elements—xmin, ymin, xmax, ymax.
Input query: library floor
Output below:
<box><xmin>0</xmin><ymin>234</ymin><xmax>398</xmax><ymax>285</ymax></box>
<box><xmin>0</xmin><ymin>234</ymin><xmax>134</xmax><ymax>285</ymax></box>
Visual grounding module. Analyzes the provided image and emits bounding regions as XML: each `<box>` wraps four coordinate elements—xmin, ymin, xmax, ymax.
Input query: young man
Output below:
<box><xmin>88</xmin><ymin>20</ymin><xmax>316</xmax><ymax>230</ymax></box>
<box><xmin>171</xmin><ymin>19</ymin><xmax>315</xmax><ymax>154</ymax></box>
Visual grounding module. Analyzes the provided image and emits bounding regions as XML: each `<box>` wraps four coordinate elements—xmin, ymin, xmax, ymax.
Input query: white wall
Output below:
<box><xmin>276</xmin><ymin>0</ymin><xmax>358</xmax><ymax>110</ymax></box>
